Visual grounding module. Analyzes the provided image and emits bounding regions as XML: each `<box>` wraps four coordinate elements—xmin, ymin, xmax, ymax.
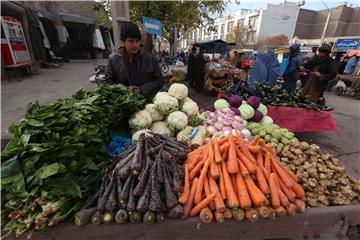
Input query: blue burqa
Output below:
<box><xmin>266</xmin><ymin>49</ymin><xmax>280</xmax><ymax>87</ymax></box>
<box><xmin>248</xmin><ymin>52</ymin><xmax>267</xmax><ymax>91</ymax></box>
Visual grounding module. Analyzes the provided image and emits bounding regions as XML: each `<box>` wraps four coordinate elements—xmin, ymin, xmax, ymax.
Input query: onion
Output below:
<box><xmin>214</xmin><ymin>121</ymin><xmax>224</xmax><ymax>131</ymax></box>
<box><xmin>223</xmin><ymin>130</ymin><xmax>231</xmax><ymax>137</ymax></box>
<box><xmin>241</xmin><ymin>129</ymin><xmax>251</xmax><ymax>138</ymax></box>
<box><xmin>223</xmin><ymin>126</ymin><xmax>233</xmax><ymax>132</ymax></box>
<box><xmin>209</xmin><ymin>112</ymin><xmax>216</xmax><ymax>119</ymax></box>
<box><xmin>222</xmin><ymin>117</ymin><xmax>233</xmax><ymax>126</ymax></box>
<box><xmin>232</xmin><ymin>121</ymin><xmax>243</xmax><ymax>130</ymax></box>
<box><xmin>234</xmin><ymin>116</ymin><xmax>243</xmax><ymax>122</ymax></box>
<box><xmin>207</xmin><ymin>126</ymin><xmax>217</xmax><ymax>136</ymax></box>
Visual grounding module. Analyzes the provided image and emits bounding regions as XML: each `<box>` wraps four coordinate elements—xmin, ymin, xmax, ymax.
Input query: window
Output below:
<box><xmin>249</xmin><ymin>16</ymin><xmax>259</xmax><ymax>30</ymax></box>
<box><xmin>237</xmin><ymin>19</ymin><xmax>244</xmax><ymax>28</ymax></box>
<box><xmin>221</xmin><ymin>24</ymin><xmax>225</xmax><ymax>34</ymax></box>
<box><xmin>228</xmin><ymin>21</ymin><xmax>234</xmax><ymax>32</ymax></box>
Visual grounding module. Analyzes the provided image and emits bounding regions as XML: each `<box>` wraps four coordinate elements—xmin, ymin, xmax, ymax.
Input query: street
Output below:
<box><xmin>1</xmin><ymin>61</ymin><xmax>359</xmax><ymax>180</ymax></box>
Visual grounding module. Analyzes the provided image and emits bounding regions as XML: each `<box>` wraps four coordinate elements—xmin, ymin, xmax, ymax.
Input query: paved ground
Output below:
<box><xmin>1</xmin><ymin>60</ymin><xmax>359</xmax><ymax>178</ymax></box>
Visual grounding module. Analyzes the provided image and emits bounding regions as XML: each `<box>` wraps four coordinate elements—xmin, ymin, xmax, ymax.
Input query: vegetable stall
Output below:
<box><xmin>1</xmin><ymin>83</ymin><xmax>359</xmax><ymax>239</ymax></box>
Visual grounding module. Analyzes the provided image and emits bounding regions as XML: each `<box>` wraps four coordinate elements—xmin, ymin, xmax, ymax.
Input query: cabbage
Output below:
<box><xmin>214</xmin><ymin>99</ymin><xmax>230</xmax><ymax>110</ymax></box>
<box><xmin>239</xmin><ymin>103</ymin><xmax>255</xmax><ymax>120</ymax></box>
<box><xmin>260</xmin><ymin>116</ymin><xmax>273</xmax><ymax>125</ymax></box>
<box><xmin>230</xmin><ymin>107</ymin><xmax>241</xmax><ymax>116</ymax></box>
<box><xmin>246</xmin><ymin>96</ymin><xmax>261</xmax><ymax>109</ymax></box>
<box><xmin>257</xmin><ymin>103</ymin><xmax>268</xmax><ymax>116</ymax></box>
<box><xmin>204</xmin><ymin>103</ymin><xmax>216</xmax><ymax>112</ymax></box>
<box><xmin>250</xmin><ymin>110</ymin><xmax>263</xmax><ymax>122</ymax></box>
<box><xmin>228</xmin><ymin>95</ymin><xmax>242</xmax><ymax>108</ymax></box>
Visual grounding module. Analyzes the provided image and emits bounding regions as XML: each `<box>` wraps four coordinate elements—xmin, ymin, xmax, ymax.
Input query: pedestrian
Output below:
<box><xmin>195</xmin><ymin>46</ymin><xmax>207</xmax><ymax>92</ymax></box>
<box><xmin>301</xmin><ymin>44</ymin><xmax>338</xmax><ymax>103</ymax></box>
<box><xmin>106</xmin><ymin>22</ymin><xmax>163</xmax><ymax>100</ymax></box>
<box><xmin>187</xmin><ymin>47</ymin><xmax>197</xmax><ymax>87</ymax></box>
<box><xmin>223</xmin><ymin>49</ymin><xmax>230</xmax><ymax>62</ymax></box>
<box><xmin>344</xmin><ymin>52</ymin><xmax>359</xmax><ymax>74</ymax></box>
<box><xmin>283</xmin><ymin>44</ymin><xmax>301</xmax><ymax>94</ymax></box>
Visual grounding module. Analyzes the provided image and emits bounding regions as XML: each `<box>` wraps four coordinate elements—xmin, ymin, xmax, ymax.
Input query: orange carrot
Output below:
<box><xmin>199</xmin><ymin>207</ymin><xmax>213</xmax><ymax>224</ymax></box>
<box><xmin>236</xmin><ymin>149</ymin><xmax>256</xmax><ymax>174</ymax></box>
<box><xmin>217</xmin><ymin>138</ymin><xmax>228</xmax><ymax>145</ymax></box>
<box><xmin>267</xmin><ymin>206</ymin><xmax>276</xmax><ymax>220</ymax></box>
<box><xmin>271</xmin><ymin>157</ymin><xmax>293</xmax><ymax>188</ymax></box>
<box><xmin>259</xmin><ymin>139</ymin><xmax>266</xmax><ymax>147</ymax></box>
<box><xmin>190</xmin><ymin>192</ymin><xmax>216</xmax><ymax>216</ymax></box>
<box><xmin>223</xmin><ymin>208</ymin><xmax>233</xmax><ymax>219</ymax></box>
<box><xmin>269</xmin><ymin>173</ymin><xmax>280</xmax><ymax>208</ymax></box>
<box><xmin>194</xmin><ymin>141</ymin><xmax>214</xmax><ymax>204</ymax></box>
<box><xmin>255</xmin><ymin>206</ymin><xmax>270</xmax><ymax>218</ymax></box>
<box><xmin>219</xmin><ymin>142</ymin><xmax>229</xmax><ymax>154</ymax></box>
<box><xmin>231</xmin><ymin>175</ymin><xmax>238</xmax><ymax>196</ymax></box>
<box><xmin>248</xmin><ymin>145</ymin><xmax>261</xmax><ymax>154</ymax></box>
<box><xmin>278</xmin><ymin>188</ymin><xmax>289</xmax><ymax>208</ymax></box>
<box><xmin>286</xmin><ymin>203</ymin><xmax>297</xmax><ymax>216</ymax></box>
<box><xmin>236</xmin><ymin>173</ymin><xmax>252</xmax><ymax>209</ymax></box>
<box><xmin>245</xmin><ymin>208</ymin><xmax>259</xmax><ymax>222</ymax></box>
<box><xmin>190</xmin><ymin>159</ymin><xmax>205</xmax><ymax>180</ymax></box>
<box><xmin>272</xmin><ymin>155</ymin><xmax>298</xmax><ymax>182</ymax></box>
<box><xmin>221</xmin><ymin>162</ymin><xmax>239</xmax><ymax>208</ymax></box>
<box><xmin>227</xmin><ymin>137</ymin><xmax>239</xmax><ymax>174</ymax></box>
<box><xmin>218</xmin><ymin>164</ymin><xmax>227</xmax><ymax>200</ymax></box>
<box><xmin>214</xmin><ymin>210</ymin><xmax>225</xmax><ymax>223</ymax></box>
<box><xmin>261</xmin><ymin>166</ymin><xmax>270</xmax><ymax>183</ymax></box>
<box><xmin>213</xmin><ymin>140</ymin><xmax>222</xmax><ymax>164</ymax></box>
<box><xmin>239</xmin><ymin>144</ymin><xmax>257</xmax><ymax>163</ymax></box>
<box><xmin>291</xmin><ymin>180</ymin><xmax>305</xmax><ymax>199</ymax></box>
<box><xmin>178</xmin><ymin>164</ymin><xmax>190</xmax><ymax>204</ymax></box>
<box><xmin>210</xmin><ymin>156</ymin><xmax>220</xmax><ymax>179</ymax></box>
<box><xmin>244</xmin><ymin>175</ymin><xmax>268</xmax><ymax>207</ymax></box>
<box><xmin>232</xmin><ymin>208</ymin><xmax>245</xmax><ymax>221</ymax></box>
<box><xmin>274</xmin><ymin>172</ymin><xmax>295</xmax><ymax>203</ymax></box>
<box><xmin>289</xmin><ymin>188</ymin><xmax>297</xmax><ymax>200</ymax></box>
<box><xmin>238</xmin><ymin>159</ymin><xmax>250</xmax><ymax>178</ymax></box>
<box><xmin>294</xmin><ymin>199</ymin><xmax>306</xmax><ymax>213</ymax></box>
<box><xmin>255</xmin><ymin>166</ymin><xmax>270</xmax><ymax>196</ymax></box>
<box><xmin>264</xmin><ymin>151</ymin><xmax>271</xmax><ymax>174</ymax></box>
<box><xmin>183</xmin><ymin>178</ymin><xmax>199</xmax><ymax>217</ymax></box>
<box><xmin>274</xmin><ymin>206</ymin><xmax>286</xmax><ymax>217</ymax></box>
<box><xmin>188</xmin><ymin>155</ymin><xmax>201</xmax><ymax>172</ymax></box>
<box><xmin>250</xmin><ymin>135</ymin><xmax>260</xmax><ymax>146</ymax></box>
<box><xmin>208</xmin><ymin>175</ymin><xmax>226</xmax><ymax>212</ymax></box>
<box><xmin>256</xmin><ymin>151</ymin><xmax>264</xmax><ymax>169</ymax></box>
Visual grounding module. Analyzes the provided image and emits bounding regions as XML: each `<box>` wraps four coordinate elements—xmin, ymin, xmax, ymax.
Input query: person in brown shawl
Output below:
<box><xmin>300</xmin><ymin>44</ymin><xmax>338</xmax><ymax>103</ymax></box>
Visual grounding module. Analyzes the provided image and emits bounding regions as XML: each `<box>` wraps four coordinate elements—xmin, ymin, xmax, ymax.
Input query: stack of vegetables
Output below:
<box><xmin>74</xmin><ymin>133</ymin><xmax>189</xmax><ymax>226</ymax></box>
<box><xmin>278</xmin><ymin>141</ymin><xmax>360</xmax><ymax>207</ymax></box>
<box><xmin>1</xmin><ymin>84</ymin><xmax>145</xmax><ymax>238</ymax></box>
<box><xmin>130</xmin><ymin>83</ymin><xmax>204</xmax><ymax>142</ymax></box>
<box><xmin>246</xmin><ymin>123</ymin><xmax>298</xmax><ymax>154</ymax></box>
<box><xmin>179</xmin><ymin>135</ymin><xmax>306</xmax><ymax>224</ymax></box>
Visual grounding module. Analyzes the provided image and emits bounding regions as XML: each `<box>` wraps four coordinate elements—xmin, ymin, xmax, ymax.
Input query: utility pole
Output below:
<box><xmin>319</xmin><ymin>0</ymin><xmax>331</xmax><ymax>46</ymax></box>
<box><xmin>111</xmin><ymin>1</ymin><xmax>130</xmax><ymax>50</ymax></box>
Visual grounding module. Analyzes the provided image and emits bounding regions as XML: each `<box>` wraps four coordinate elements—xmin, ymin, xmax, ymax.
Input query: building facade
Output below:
<box><xmin>179</xmin><ymin>1</ymin><xmax>300</xmax><ymax>49</ymax></box>
<box><xmin>293</xmin><ymin>4</ymin><xmax>360</xmax><ymax>46</ymax></box>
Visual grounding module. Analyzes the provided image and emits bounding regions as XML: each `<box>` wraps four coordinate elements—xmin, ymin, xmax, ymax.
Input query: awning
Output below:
<box><xmin>59</xmin><ymin>13</ymin><xmax>93</xmax><ymax>24</ymax></box>
<box><xmin>36</xmin><ymin>9</ymin><xmax>57</xmax><ymax>22</ymax></box>
<box><xmin>193</xmin><ymin>39</ymin><xmax>234</xmax><ymax>54</ymax></box>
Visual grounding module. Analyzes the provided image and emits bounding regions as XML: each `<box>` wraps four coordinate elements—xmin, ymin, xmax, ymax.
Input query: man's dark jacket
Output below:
<box><xmin>303</xmin><ymin>56</ymin><xmax>338</xmax><ymax>92</ymax></box>
<box><xmin>106</xmin><ymin>47</ymin><xmax>163</xmax><ymax>99</ymax></box>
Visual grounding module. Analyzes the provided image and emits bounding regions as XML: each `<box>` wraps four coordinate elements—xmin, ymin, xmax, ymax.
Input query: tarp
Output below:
<box><xmin>193</xmin><ymin>39</ymin><xmax>234</xmax><ymax>54</ymax></box>
<box><xmin>267</xmin><ymin>106</ymin><xmax>337</xmax><ymax>132</ymax></box>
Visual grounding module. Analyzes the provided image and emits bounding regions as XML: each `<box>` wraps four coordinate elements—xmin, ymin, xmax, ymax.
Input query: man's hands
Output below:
<box><xmin>128</xmin><ymin>86</ymin><xmax>141</xmax><ymax>94</ymax></box>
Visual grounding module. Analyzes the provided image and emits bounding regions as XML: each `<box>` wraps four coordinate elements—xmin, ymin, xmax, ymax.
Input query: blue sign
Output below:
<box><xmin>335</xmin><ymin>38</ymin><xmax>360</xmax><ymax>51</ymax></box>
<box><xmin>142</xmin><ymin>17</ymin><xmax>162</xmax><ymax>36</ymax></box>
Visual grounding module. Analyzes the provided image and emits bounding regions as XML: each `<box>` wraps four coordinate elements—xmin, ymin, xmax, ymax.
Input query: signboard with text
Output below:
<box><xmin>334</xmin><ymin>38</ymin><xmax>360</xmax><ymax>52</ymax></box>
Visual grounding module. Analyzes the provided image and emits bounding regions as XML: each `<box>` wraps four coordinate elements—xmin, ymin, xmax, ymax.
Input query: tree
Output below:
<box><xmin>129</xmin><ymin>1</ymin><xmax>229</xmax><ymax>53</ymax></box>
<box><xmin>254</xmin><ymin>34</ymin><xmax>289</xmax><ymax>51</ymax></box>
<box><xmin>226</xmin><ymin>24</ymin><xmax>248</xmax><ymax>48</ymax></box>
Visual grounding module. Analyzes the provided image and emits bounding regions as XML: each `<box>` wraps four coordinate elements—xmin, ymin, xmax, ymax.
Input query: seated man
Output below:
<box><xmin>107</xmin><ymin>22</ymin><xmax>163</xmax><ymax>99</ymax></box>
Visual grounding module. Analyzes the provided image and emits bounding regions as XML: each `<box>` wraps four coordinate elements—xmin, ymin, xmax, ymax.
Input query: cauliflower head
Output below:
<box><xmin>154</xmin><ymin>93</ymin><xmax>178</xmax><ymax>114</ymax></box>
<box><xmin>181</xmin><ymin>101</ymin><xmax>199</xmax><ymax>116</ymax></box>
<box><xmin>153</xmin><ymin>91</ymin><xmax>168</xmax><ymax>102</ymax></box>
<box><xmin>145</xmin><ymin>104</ymin><xmax>164</xmax><ymax>122</ymax></box>
<box><xmin>132</xmin><ymin>129</ymin><xmax>152</xmax><ymax>142</ymax></box>
<box><xmin>166</xmin><ymin>111</ymin><xmax>188</xmax><ymax>132</ymax></box>
<box><xmin>129</xmin><ymin>110</ymin><xmax>153</xmax><ymax>130</ymax></box>
<box><xmin>188</xmin><ymin>113</ymin><xmax>205</xmax><ymax>127</ymax></box>
<box><xmin>168</xmin><ymin>83</ymin><xmax>188</xmax><ymax>100</ymax></box>
<box><xmin>150</xmin><ymin>121</ymin><xmax>173</xmax><ymax>137</ymax></box>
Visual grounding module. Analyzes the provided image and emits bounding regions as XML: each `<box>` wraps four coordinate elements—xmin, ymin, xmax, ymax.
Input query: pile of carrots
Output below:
<box><xmin>178</xmin><ymin>135</ymin><xmax>306</xmax><ymax>223</ymax></box>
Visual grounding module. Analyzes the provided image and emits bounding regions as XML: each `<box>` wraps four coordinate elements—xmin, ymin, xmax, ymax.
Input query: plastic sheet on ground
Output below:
<box><xmin>267</xmin><ymin>106</ymin><xmax>337</xmax><ymax>132</ymax></box>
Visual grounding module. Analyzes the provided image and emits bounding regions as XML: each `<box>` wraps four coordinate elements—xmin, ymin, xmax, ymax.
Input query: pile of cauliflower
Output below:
<box><xmin>130</xmin><ymin>83</ymin><xmax>204</xmax><ymax>142</ymax></box>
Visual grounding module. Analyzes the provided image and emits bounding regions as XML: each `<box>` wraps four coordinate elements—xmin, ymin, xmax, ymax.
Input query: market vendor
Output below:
<box><xmin>300</xmin><ymin>44</ymin><xmax>338</xmax><ymax>103</ymax></box>
<box><xmin>106</xmin><ymin>22</ymin><xmax>163</xmax><ymax>99</ymax></box>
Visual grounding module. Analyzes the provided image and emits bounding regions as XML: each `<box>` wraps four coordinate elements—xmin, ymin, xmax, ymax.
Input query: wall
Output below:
<box><xmin>257</xmin><ymin>2</ymin><xmax>299</xmax><ymax>41</ymax></box>
<box><xmin>293</xmin><ymin>4</ymin><xmax>360</xmax><ymax>40</ymax></box>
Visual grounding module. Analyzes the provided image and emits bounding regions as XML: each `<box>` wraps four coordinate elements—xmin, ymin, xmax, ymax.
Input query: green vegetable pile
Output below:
<box><xmin>1</xmin><ymin>84</ymin><xmax>145</xmax><ymax>238</ymax></box>
<box><xmin>246</xmin><ymin>122</ymin><xmax>298</xmax><ymax>153</ymax></box>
